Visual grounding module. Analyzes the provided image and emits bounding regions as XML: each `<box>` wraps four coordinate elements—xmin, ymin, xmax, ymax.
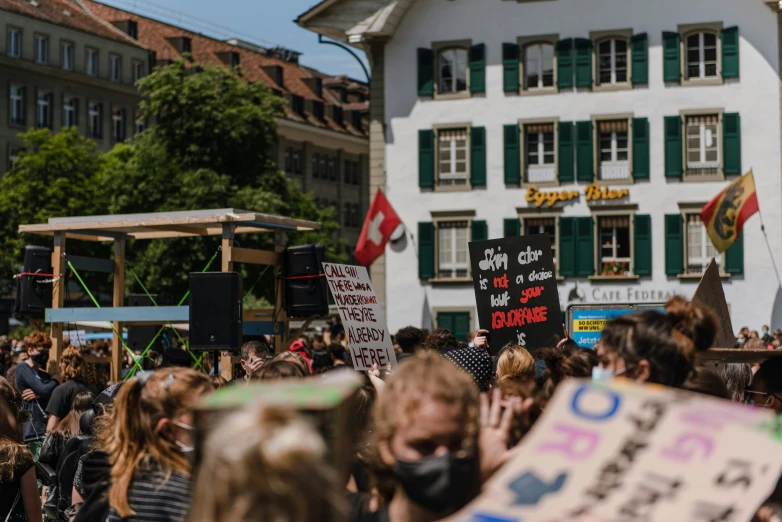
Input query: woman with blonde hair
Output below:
<box><xmin>46</xmin><ymin>346</ymin><xmax>92</xmax><ymax>432</ymax></box>
<box><xmin>495</xmin><ymin>344</ymin><xmax>536</xmax><ymax>397</ymax></box>
<box><xmin>105</xmin><ymin>368</ymin><xmax>212</xmax><ymax>522</ymax></box>
<box><xmin>188</xmin><ymin>403</ymin><xmax>346</xmax><ymax>522</ymax></box>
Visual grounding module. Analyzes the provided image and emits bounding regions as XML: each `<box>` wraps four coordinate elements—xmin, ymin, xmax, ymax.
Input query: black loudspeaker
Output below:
<box><xmin>284</xmin><ymin>244</ymin><xmax>329</xmax><ymax>318</ymax></box>
<box><xmin>14</xmin><ymin>245</ymin><xmax>53</xmax><ymax>319</ymax></box>
<box><xmin>189</xmin><ymin>272</ymin><xmax>242</xmax><ymax>351</ymax></box>
<box><xmin>127</xmin><ymin>294</ymin><xmax>162</xmax><ymax>353</ymax></box>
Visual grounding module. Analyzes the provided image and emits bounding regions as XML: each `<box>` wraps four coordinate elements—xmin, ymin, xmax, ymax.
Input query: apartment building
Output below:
<box><xmin>299</xmin><ymin>0</ymin><xmax>782</xmax><ymax>338</ymax></box>
<box><xmin>1</xmin><ymin>0</ymin><xmax>150</xmax><ymax>172</ymax></box>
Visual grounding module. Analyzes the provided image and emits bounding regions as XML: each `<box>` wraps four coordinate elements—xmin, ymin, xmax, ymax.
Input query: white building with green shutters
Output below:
<box><xmin>299</xmin><ymin>0</ymin><xmax>782</xmax><ymax>341</ymax></box>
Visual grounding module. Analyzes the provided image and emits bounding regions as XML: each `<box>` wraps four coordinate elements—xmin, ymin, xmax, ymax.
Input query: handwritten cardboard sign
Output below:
<box><xmin>692</xmin><ymin>259</ymin><xmax>736</xmax><ymax>348</ymax></box>
<box><xmin>469</xmin><ymin>234</ymin><xmax>564</xmax><ymax>353</ymax></box>
<box><xmin>447</xmin><ymin>379</ymin><xmax>782</xmax><ymax>522</ymax></box>
<box><xmin>322</xmin><ymin>263</ymin><xmax>397</xmax><ymax>371</ymax></box>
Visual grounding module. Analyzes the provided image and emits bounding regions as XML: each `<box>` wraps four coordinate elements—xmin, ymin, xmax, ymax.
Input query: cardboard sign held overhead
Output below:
<box><xmin>692</xmin><ymin>259</ymin><xmax>736</xmax><ymax>348</ymax></box>
<box><xmin>469</xmin><ymin>234</ymin><xmax>564</xmax><ymax>354</ymax></box>
<box><xmin>446</xmin><ymin>379</ymin><xmax>782</xmax><ymax>522</ymax></box>
<box><xmin>323</xmin><ymin>263</ymin><xmax>397</xmax><ymax>371</ymax></box>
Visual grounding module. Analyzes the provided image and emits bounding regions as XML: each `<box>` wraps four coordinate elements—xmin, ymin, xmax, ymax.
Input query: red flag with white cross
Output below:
<box><xmin>354</xmin><ymin>190</ymin><xmax>403</xmax><ymax>267</ymax></box>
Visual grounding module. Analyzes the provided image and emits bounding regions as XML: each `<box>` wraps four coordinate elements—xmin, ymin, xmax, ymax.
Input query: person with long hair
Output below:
<box><xmin>188</xmin><ymin>403</ymin><xmax>346</xmax><ymax>522</ymax></box>
<box><xmin>495</xmin><ymin>344</ymin><xmax>536</xmax><ymax>397</ymax></box>
<box><xmin>39</xmin><ymin>391</ymin><xmax>95</xmax><ymax>468</ymax></box>
<box><xmin>105</xmin><ymin>368</ymin><xmax>212</xmax><ymax>522</ymax></box>
<box><xmin>0</xmin><ymin>381</ymin><xmax>42</xmax><ymax>522</ymax></box>
<box><xmin>46</xmin><ymin>346</ymin><xmax>93</xmax><ymax>433</ymax></box>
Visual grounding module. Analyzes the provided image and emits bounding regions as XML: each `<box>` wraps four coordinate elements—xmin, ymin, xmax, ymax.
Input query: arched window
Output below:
<box><xmin>437</xmin><ymin>48</ymin><xmax>468</xmax><ymax>94</ymax></box>
<box><xmin>685</xmin><ymin>32</ymin><xmax>718</xmax><ymax>79</ymax></box>
<box><xmin>524</xmin><ymin>43</ymin><xmax>554</xmax><ymax>89</ymax></box>
<box><xmin>597</xmin><ymin>38</ymin><xmax>628</xmax><ymax>85</ymax></box>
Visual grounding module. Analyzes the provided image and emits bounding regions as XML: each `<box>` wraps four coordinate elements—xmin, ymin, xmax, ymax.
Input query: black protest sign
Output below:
<box><xmin>692</xmin><ymin>258</ymin><xmax>736</xmax><ymax>348</ymax></box>
<box><xmin>469</xmin><ymin>234</ymin><xmax>564</xmax><ymax>354</ymax></box>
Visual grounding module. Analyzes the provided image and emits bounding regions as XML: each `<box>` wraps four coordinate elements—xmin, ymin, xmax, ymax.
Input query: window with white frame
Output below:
<box><xmin>63</xmin><ymin>96</ymin><xmax>77</xmax><ymax>127</ymax></box>
<box><xmin>37</xmin><ymin>92</ymin><xmax>52</xmax><ymax>128</ymax></box>
<box><xmin>134</xmin><ymin>114</ymin><xmax>146</xmax><ymax>135</ymax></box>
<box><xmin>110</xmin><ymin>54</ymin><xmax>122</xmax><ymax>82</ymax></box>
<box><xmin>599</xmin><ymin>215</ymin><xmax>632</xmax><ymax>276</ymax></box>
<box><xmin>437</xmin><ymin>48</ymin><xmax>468</xmax><ymax>94</ymax></box>
<box><xmin>598</xmin><ymin>120</ymin><xmax>630</xmax><ymax>180</ymax></box>
<box><xmin>597</xmin><ymin>38</ymin><xmax>628</xmax><ymax>85</ymax></box>
<box><xmin>8</xmin><ymin>147</ymin><xmax>22</xmax><ymax>170</ymax></box>
<box><xmin>112</xmin><ymin>107</ymin><xmax>125</xmax><ymax>142</ymax></box>
<box><xmin>524</xmin><ymin>123</ymin><xmax>556</xmax><ymax>183</ymax></box>
<box><xmin>524</xmin><ymin>217</ymin><xmax>557</xmax><ymax>266</ymax></box>
<box><xmin>7</xmin><ymin>28</ymin><xmax>21</xmax><ymax>58</ymax></box>
<box><xmin>133</xmin><ymin>60</ymin><xmax>145</xmax><ymax>83</ymax></box>
<box><xmin>437</xmin><ymin>220</ymin><xmax>469</xmax><ymax>279</ymax></box>
<box><xmin>685</xmin><ymin>32</ymin><xmax>718</xmax><ymax>80</ymax></box>
<box><xmin>438</xmin><ymin>128</ymin><xmax>469</xmax><ymax>185</ymax></box>
<box><xmin>9</xmin><ymin>85</ymin><xmax>24</xmax><ymax>125</ymax></box>
<box><xmin>686</xmin><ymin>115</ymin><xmax>720</xmax><ymax>175</ymax></box>
<box><xmin>86</xmin><ymin>48</ymin><xmax>98</xmax><ymax>76</ymax></box>
<box><xmin>524</xmin><ymin>43</ymin><xmax>555</xmax><ymax>89</ymax></box>
<box><xmin>61</xmin><ymin>41</ymin><xmax>73</xmax><ymax>71</ymax></box>
<box><xmin>35</xmin><ymin>34</ymin><xmax>48</xmax><ymax>64</ymax></box>
<box><xmin>686</xmin><ymin>213</ymin><xmax>720</xmax><ymax>275</ymax></box>
<box><xmin>88</xmin><ymin>102</ymin><xmax>102</xmax><ymax>139</ymax></box>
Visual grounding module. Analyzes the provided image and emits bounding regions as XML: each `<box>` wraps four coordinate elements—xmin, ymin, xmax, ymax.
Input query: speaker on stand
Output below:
<box><xmin>284</xmin><ymin>244</ymin><xmax>329</xmax><ymax>318</ymax></box>
<box><xmin>14</xmin><ymin>245</ymin><xmax>53</xmax><ymax>319</ymax></box>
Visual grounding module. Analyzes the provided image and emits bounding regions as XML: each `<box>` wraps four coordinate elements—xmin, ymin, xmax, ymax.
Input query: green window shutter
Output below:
<box><xmin>723</xmin><ymin>113</ymin><xmax>741</xmax><ymax>175</ymax></box>
<box><xmin>630</xmin><ymin>33</ymin><xmax>648</xmax><ymax>85</ymax></box>
<box><xmin>418</xmin><ymin>222</ymin><xmax>435</xmax><ymax>279</ymax></box>
<box><xmin>503</xmin><ymin>43</ymin><xmax>520</xmax><ymax>93</ymax></box>
<box><xmin>470</xmin><ymin>127</ymin><xmax>486</xmax><ymax>186</ymax></box>
<box><xmin>662</xmin><ymin>32</ymin><xmax>681</xmax><ymax>83</ymax></box>
<box><xmin>664</xmin><ymin>214</ymin><xmax>684</xmax><ymax>275</ymax></box>
<box><xmin>558</xmin><ymin>121</ymin><xmax>575</xmax><ymax>182</ymax></box>
<box><xmin>436</xmin><ymin>312</ymin><xmax>454</xmax><ymax>332</ymax></box>
<box><xmin>633</xmin><ymin>214</ymin><xmax>652</xmax><ymax>276</ymax></box>
<box><xmin>504</xmin><ymin>124</ymin><xmax>521</xmax><ymax>184</ymax></box>
<box><xmin>417</xmin><ymin>48</ymin><xmax>434</xmax><ymax>96</ymax></box>
<box><xmin>724</xmin><ymin>232</ymin><xmax>743</xmax><ymax>274</ymax></box>
<box><xmin>559</xmin><ymin>217</ymin><xmax>576</xmax><ymax>277</ymax></box>
<box><xmin>664</xmin><ymin>116</ymin><xmax>682</xmax><ymax>179</ymax></box>
<box><xmin>471</xmin><ymin>220</ymin><xmax>488</xmax><ymax>242</ymax></box>
<box><xmin>419</xmin><ymin>129</ymin><xmax>435</xmax><ymax>188</ymax></box>
<box><xmin>469</xmin><ymin>44</ymin><xmax>486</xmax><ymax>94</ymax></box>
<box><xmin>452</xmin><ymin>312</ymin><xmax>471</xmax><ymax>342</ymax></box>
<box><xmin>556</xmin><ymin>38</ymin><xmax>574</xmax><ymax>89</ymax></box>
<box><xmin>576</xmin><ymin>216</ymin><xmax>594</xmax><ymax>276</ymax></box>
<box><xmin>721</xmin><ymin>26</ymin><xmax>739</xmax><ymax>79</ymax></box>
<box><xmin>504</xmin><ymin>218</ymin><xmax>521</xmax><ymax>238</ymax></box>
<box><xmin>576</xmin><ymin>120</ymin><xmax>593</xmax><ymax>182</ymax></box>
<box><xmin>574</xmin><ymin>38</ymin><xmax>592</xmax><ymax>89</ymax></box>
<box><xmin>632</xmin><ymin>117</ymin><xmax>650</xmax><ymax>180</ymax></box>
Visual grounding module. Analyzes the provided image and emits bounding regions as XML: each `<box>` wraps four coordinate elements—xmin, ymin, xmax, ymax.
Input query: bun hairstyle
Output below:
<box><xmin>533</xmin><ymin>344</ymin><xmax>598</xmax><ymax>407</ymax></box>
<box><xmin>600</xmin><ymin>310</ymin><xmax>695</xmax><ymax>388</ymax></box>
<box><xmin>665</xmin><ymin>295</ymin><xmax>718</xmax><ymax>352</ymax></box>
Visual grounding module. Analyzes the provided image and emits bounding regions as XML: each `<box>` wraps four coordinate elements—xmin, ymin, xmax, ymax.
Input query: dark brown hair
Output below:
<box><xmin>665</xmin><ymin>295</ymin><xmax>718</xmax><ymax>352</ymax></box>
<box><xmin>255</xmin><ymin>360</ymin><xmax>307</xmax><ymax>381</ymax></box>
<box><xmin>423</xmin><ymin>328</ymin><xmax>459</xmax><ymax>352</ymax></box>
<box><xmin>51</xmin><ymin>391</ymin><xmax>95</xmax><ymax>438</ymax></box>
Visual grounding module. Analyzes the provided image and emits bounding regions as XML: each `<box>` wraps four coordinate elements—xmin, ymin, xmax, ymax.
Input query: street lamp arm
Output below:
<box><xmin>317</xmin><ymin>35</ymin><xmax>371</xmax><ymax>84</ymax></box>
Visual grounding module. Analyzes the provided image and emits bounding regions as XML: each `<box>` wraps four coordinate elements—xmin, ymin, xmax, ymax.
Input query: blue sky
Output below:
<box><xmin>98</xmin><ymin>0</ymin><xmax>370</xmax><ymax>81</ymax></box>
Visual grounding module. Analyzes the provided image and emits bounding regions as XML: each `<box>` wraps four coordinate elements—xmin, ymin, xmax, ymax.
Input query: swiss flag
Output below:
<box><xmin>355</xmin><ymin>190</ymin><xmax>402</xmax><ymax>267</ymax></box>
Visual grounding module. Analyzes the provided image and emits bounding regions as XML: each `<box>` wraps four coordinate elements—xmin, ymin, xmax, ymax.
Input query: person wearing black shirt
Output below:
<box><xmin>14</xmin><ymin>333</ymin><xmax>58</xmax><ymax>440</ymax></box>
<box><xmin>46</xmin><ymin>347</ymin><xmax>92</xmax><ymax>432</ymax></box>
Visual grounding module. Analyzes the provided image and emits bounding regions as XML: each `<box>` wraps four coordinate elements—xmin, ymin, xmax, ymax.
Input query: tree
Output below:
<box><xmin>104</xmin><ymin>59</ymin><xmax>344</xmax><ymax>301</ymax></box>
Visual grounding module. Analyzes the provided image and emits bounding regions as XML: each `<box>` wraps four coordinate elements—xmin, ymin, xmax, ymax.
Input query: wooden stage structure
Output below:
<box><xmin>18</xmin><ymin>208</ymin><xmax>320</xmax><ymax>382</ymax></box>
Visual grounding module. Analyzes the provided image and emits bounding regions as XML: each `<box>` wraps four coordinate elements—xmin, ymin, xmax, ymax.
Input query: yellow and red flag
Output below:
<box><xmin>700</xmin><ymin>170</ymin><xmax>758</xmax><ymax>253</ymax></box>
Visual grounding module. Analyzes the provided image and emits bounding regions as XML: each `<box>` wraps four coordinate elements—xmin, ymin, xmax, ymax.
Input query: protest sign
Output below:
<box><xmin>64</xmin><ymin>329</ymin><xmax>86</xmax><ymax>347</ymax></box>
<box><xmin>322</xmin><ymin>263</ymin><xmax>397</xmax><ymax>371</ymax></box>
<box><xmin>469</xmin><ymin>234</ymin><xmax>564</xmax><ymax>353</ymax></box>
<box><xmin>447</xmin><ymin>379</ymin><xmax>782</xmax><ymax>522</ymax></box>
<box><xmin>568</xmin><ymin>304</ymin><xmax>665</xmax><ymax>348</ymax></box>
<box><xmin>692</xmin><ymin>259</ymin><xmax>736</xmax><ymax>348</ymax></box>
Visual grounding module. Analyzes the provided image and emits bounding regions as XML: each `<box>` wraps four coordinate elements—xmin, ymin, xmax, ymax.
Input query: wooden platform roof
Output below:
<box><xmin>18</xmin><ymin>209</ymin><xmax>320</xmax><ymax>241</ymax></box>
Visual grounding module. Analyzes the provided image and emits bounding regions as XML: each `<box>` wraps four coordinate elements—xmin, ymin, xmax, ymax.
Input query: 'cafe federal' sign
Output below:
<box><xmin>526</xmin><ymin>184</ymin><xmax>630</xmax><ymax>208</ymax></box>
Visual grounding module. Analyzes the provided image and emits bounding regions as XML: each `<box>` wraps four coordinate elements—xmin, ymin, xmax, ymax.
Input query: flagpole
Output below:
<box><xmin>751</xmin><ymin>168</ymin><xmax>782</xmax><ymax>290</ymax></box>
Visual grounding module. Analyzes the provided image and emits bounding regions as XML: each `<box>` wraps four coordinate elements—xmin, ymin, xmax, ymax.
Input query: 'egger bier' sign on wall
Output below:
<box><xmin>469</xmin><ymin>234</ymin><xmax>565</xmax><ymax>354</ymax></box>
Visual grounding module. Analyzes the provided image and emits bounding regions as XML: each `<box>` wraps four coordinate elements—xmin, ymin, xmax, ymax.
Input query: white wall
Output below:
<box><xmin>382</xmin><ymin>0</ymin><xmax>782</xmax><ymax>334</ymax></box>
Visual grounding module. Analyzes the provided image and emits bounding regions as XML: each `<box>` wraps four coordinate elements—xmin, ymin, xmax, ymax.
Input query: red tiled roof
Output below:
<box><xmin>0</xmin><ymin>0</ymin><xmax>145</xmax><ymax>48</ymax></box>
<box><xmin>81</xmin><ymin>0</ymin><xmax>368</xmax><ymax>138</ymax></box>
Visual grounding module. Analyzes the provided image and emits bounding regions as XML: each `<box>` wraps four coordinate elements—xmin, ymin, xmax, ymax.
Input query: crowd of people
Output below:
<box><xmin>0</xmin><ymin>299</ymin><xmax>781</xmax><ymax>522</ymax></box>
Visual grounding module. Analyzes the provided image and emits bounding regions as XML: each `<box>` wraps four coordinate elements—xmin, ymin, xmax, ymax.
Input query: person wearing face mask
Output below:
<box><xmin>364</xmin><ymin>351</ymin><xmax>522</xmax><ymax>522</ymax></box>
<box><xmin>14</xmin><ymin>332</ymin><xmax>59</xmax><ymax>440</ymax></box>
<box><xmin>762</xmin><ymin>325</ymin><xmax>773</xmax><ymax>345</ymax></box>
<box><xmin>105</xmin><ymin>368</ymin><xmax>212</xmax><ymax>522</ymax></box>
<box><xmin>744</xmin><ymin>357</ymin><xmax>782</xmax><ymax>413</ymax></box>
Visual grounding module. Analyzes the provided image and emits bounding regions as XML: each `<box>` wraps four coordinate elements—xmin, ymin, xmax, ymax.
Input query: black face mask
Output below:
<box><xmin>393</xmin><ymin>453</ymin><xmax>479</xmax><ymax>514</ymax></box>
<box><xmin>31</xmin><ymin>350</ymin><xmax>49</xmax><ymax>367</ymax></box>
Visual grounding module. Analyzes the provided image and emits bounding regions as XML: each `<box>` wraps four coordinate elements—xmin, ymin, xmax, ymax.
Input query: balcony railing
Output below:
<box><xmin>526</xmin><ymin>164</ymin><xmax>556</xmax><ymax>183</ymax></box>
<box><xmin>599</xmin><ymin>162</ymin><xmax>630</xmax><ymax>180</ymax></box>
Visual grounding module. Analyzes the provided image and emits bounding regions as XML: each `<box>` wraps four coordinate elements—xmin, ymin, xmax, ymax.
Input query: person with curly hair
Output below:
<box><xmin>422</xmin><ymin>328</ymin><xmax>459</xmax><ymax>353</ymax></box>
<box><xmin>394</xmin><ymin>327</ymin><xmax>426</xmax><ymax>354</ymax></box>
<box><xmin>15</xmin><ymin>332</ymin><xmax>58</xmax><ymax>440</ymax></box>
<box><xmin>45</xmin><ymin>346</ymin><xmax>93</xmax><ymax>433</ymax></box>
